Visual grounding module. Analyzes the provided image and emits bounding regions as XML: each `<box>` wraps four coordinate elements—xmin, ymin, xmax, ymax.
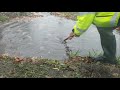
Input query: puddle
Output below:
<box><xmin>0</xmin><ymin>12</ymin><xmax>120</xmax><ymax>60</ymax></box>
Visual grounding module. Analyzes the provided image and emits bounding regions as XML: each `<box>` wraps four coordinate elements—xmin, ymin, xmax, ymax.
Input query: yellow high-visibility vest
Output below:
<box><xmin>73</xmin><ymin>12</ymin><xmax>120</xmax><ymax>36</ymax></box>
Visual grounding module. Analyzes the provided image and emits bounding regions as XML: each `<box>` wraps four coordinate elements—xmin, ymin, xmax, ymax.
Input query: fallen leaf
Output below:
<box><xmin>45</xmin><ymin>75</ymin><xmax>52</xmax><ymax>78</ymax></box>
<box><xmin>53</xmin><ymin>68</ymin><xmax>59</xmax><ymax>71</ymax></box>
<box><xmin>14</xmin><ymin>57</ymin><xmax>24</xmax><ymax>62</ymax></box>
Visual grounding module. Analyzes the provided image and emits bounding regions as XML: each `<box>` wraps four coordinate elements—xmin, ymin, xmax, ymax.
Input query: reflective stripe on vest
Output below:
<box><xmin>79</xmin><ymin>12</ymin><xmax>95</xmax><ymax>16</ymax></box>
<box><xmin>76</xmin><ymin>24</ymin><xmax>85</xmax><ymax>34</ymax></box>
<box><xmin>110</xmin><ymin>12</ymin><xmax>120</xmax><ymax>27</ymax></box>
<box><xmin>79</xmin><ymin>12</ymin><xmax>119</xmax><ymax>27</ymax></box>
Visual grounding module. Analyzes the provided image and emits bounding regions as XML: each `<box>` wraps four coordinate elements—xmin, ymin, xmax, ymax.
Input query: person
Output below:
<box><xmin>64</xmin><ymin>12</ymin><xmax>120</xmax><ymax>64</ymax></box>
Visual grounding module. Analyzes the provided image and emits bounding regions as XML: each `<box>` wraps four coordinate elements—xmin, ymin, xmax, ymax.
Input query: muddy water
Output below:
<box><xmin>0</xmin><ymin>12</ymin><xmax>120</xmax><ymax>60</ymax></box>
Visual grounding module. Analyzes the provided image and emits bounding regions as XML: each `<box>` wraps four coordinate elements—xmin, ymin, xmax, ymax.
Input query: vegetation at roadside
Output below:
<box><xmin>50</xmin><ymin>12</ymin><xmax>79</xmax><ymax>20</ymax></box>
<box><xmin>0</xmin><ymin>12</ymin><xmax>120</xmax><ymax>78</ymax></box>
<box><xmin>0</xmin><ymin>54</ymin><xmax>120</xmax><ymax>78</ymax></box>
<box><xmin>0</xmin><ymin>12</ymin><xmax>31</xmax><ymax>22</ymax></box>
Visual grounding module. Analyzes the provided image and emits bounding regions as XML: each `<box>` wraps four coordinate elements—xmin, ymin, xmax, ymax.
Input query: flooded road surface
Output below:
<box><xmin>0</xmin><ymin>12</ymin><xmax>120</xmax><ymax>60</ymax></box>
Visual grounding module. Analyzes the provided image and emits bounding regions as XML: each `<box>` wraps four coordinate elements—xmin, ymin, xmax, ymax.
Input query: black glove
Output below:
<box><xmin>72</xmin><ymin>29</ymin><xmax>74</xmax><ymax>33</ymax></box>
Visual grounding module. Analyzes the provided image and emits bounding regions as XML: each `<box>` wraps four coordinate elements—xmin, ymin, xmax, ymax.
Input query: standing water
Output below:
<box><xmin>0</xmin><ymin>12</ymin><xmax>120</xmax><ymax>60</ymax></box>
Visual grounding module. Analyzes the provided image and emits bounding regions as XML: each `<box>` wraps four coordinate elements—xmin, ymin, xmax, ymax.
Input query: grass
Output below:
<box><xmin>50</xmin><ymin>12</ymin><xmax>79</xmax><ymax>20</ymax></box>
<box><xmin>0</xmin><ymin>54</ymin><xmax>120</xmax><ymax>78</ymax></box>
<box><xmin>70</xmin><ymin>50</ymin><xmax>80</xmax><ymax>58</ymax></box>
<box><xmin>0</xmin><ymin>12</ymin><xmax>31</xmax><ymax>23</ymax></box>
<box><xmin>0</xmin><ymin>12</ymin><xmax>120</xmax><ymax>78</ymax></box>
<box><xmin>0</xmin><ymin>15</ymin><xmax>9</xmax><ymax>22</ymax></box>
<box><xmin>117</xmin><ymin>56</ymin><xmax>120</xmax><ymax>64</ymax></box>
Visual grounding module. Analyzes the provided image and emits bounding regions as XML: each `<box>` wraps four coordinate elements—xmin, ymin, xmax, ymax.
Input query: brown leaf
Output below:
<box><xmin>14</xmin><ymin>57</ymin><xmax>24</xmax><ymax>62</ymax></box>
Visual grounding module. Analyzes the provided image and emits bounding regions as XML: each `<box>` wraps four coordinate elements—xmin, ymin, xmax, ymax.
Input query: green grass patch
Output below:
<box><xmin>0</xmin><ymin>15</ymin><xmax>9</xmax><ymax>22</ymax></box>
<box><xmin>0</xmin><ymin>54</ymin><xmax>120</xmax><ymax>78</ymax></box>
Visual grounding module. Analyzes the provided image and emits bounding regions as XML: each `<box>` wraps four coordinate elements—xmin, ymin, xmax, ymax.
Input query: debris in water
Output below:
<box><xmin>58</xmin><ymin>37</ymin><xmax>72</xmax><ymax>60</ymax></box>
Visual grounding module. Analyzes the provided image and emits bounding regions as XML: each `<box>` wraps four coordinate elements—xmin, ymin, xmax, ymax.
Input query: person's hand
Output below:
<box><xmin>115</xmin><ymin>26</ymin><xmax>120</xmax><ymax>31</ymax></box>
<box><xmin>68</xmin><ymin>32</ymin><xmax>75</xmax><ymax>40</ymax></box>
<box><xmin>64</xmin><ymin>32</ymin><xmax>75</xmax><ymax>42</ymax></box>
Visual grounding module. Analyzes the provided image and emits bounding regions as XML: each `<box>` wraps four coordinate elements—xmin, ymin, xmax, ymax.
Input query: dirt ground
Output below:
<box><xmin>0</xmin><ymin>12</ymin><xmax>120</xmax><ymax>78</ymax></box>
<box><xmin>0</xmin><ymin>55</ymin><xmax>120</xmax><ymax>78</ymax></box>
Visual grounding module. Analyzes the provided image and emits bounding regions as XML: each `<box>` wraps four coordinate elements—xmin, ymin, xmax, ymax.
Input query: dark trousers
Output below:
<box><xmin>97</xmin><ymin>27</ymin><xmax>116</xmax><ymax>61</ymax></box>
<box><xmin>96</xmin><ymin>19</ymin><xmax>120</xmax><ymax>62</ymax></box>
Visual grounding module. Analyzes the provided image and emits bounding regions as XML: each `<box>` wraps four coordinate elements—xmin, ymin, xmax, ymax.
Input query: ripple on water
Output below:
<box><xmin>0</xmin><ymin>13</ymin><xmax>120</xmax><ymax>60</ymax></box>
